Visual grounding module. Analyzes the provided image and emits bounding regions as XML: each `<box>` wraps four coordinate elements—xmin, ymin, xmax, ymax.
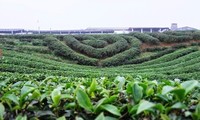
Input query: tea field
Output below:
<box><xmin>0</xmin><ymin>31</ymin><xmax>200</xmax><ymax>120</ymax></box>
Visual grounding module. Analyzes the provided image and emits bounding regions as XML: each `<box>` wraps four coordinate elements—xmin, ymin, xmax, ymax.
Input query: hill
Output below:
<box><xmin>0</xmin><ymin>31</ymin><xmax>200</xmax><ymax>119</ymax></box>
<box><xmin>0</xmin><ymin>31</ymin><xmax>200</xmax><ymax>79</ymax></box>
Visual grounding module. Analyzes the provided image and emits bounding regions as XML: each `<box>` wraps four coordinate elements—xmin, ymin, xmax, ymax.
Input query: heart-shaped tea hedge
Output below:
<box><xmin>45</xmin><ymin>35</ymin><xmax>141</xmax><ymax>66</ymax></box>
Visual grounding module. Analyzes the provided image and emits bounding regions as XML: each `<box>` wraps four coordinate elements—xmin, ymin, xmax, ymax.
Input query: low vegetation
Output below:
<box><xmin>0</xmin><ymin>31</ymin><xmax>200</xmax><ymax>119</ymax></box>
<box><xmin>0</xmin><ymin>74</ymin><xmax>199</xmax><ymax>120</ymax></box>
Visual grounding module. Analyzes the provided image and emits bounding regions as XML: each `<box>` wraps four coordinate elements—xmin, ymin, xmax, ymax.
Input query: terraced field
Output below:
<box><xmin>0</xmin><ymin>31</ymin><xmax>200</xmax><ymax>119</ymax></box>
<box><xmin>1</xmin><ymin>31</ymin><xmax>200</xmax><ymax>79</ymax></box>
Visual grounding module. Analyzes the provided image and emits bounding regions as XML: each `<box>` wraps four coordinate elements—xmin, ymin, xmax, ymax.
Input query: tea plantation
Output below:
<box><xmin>0</xmin><ymin>31</ymin><xmax>200</xmax><ymax>120</ymax></box>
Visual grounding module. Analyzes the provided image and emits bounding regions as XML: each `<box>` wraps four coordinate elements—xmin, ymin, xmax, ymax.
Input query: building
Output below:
<box><xmin>170</xmin><ymin>23</ymin><xmax>198</xmax><ymax>31</ymax></box>
<box><xmin>0</xmin><ymin>23</ymin><xmax>197</xmax><ymax>35</ymax></box>
<box><xmin>128</xmin><ymin>27</ymin><xmax>169</xmax><ymax>33</ymax></box>
<box><xmin>171</xmin><ymin>23</ymin><xmax>178</xmax><ymax>31</ymax></box>
<box><xmin>0</xmin><ymin>29</ymin><xmax>25</xmax><ymax>35</ymax></box>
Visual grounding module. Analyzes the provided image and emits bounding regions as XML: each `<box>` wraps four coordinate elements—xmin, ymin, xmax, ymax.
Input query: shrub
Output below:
<box><xmin>0</xmin><ymin>38</ymin><xmax>18</xmax><ymax>45</ymax></box>
<box><xmin>121</xmin><ymin>35</ymin><xmax>141</xmax><ymax>48</ymax></box>
<box><xmin>82</xmin><ymin>39</ymin><xmax>108</xmax><ymax>48</ymax></box>
<box><xmin>32</xmin><ymin>39</ymin><xmax>44</xmax><ymax>46</ymax></box>
<box><xmin>44</xmin><ymin>36</ymin><xmax>98</xmax><ymax>66</ymax></box>
<box><xmin>73</xmin><ymin>35</ymin><xmax>96</xmax><ymax>41</ymax></box>
<box><xmin>17</xmin><ymin>46</ymin><xmax>51</xmax><ymax>54</ymax></box>
<box><xmin>149</xmin><ymin>33</ymin><xmax>193</xmax><ymax>43</ymax></box>
<box><xmin>192</xmin><ymin>31</ymin><xmax>200</xmax><ymax>40</ymax></box>
<box><xmin>129</xmin><ymin>32</ymin><xmax>159</xmax><ymax>44</ymax></box>
<box><xmin>101</xmin><ymin>48</ymin><xmax>140</xmax><ymax>66</ymax></box>
<box><xmin>126</xmin><ymin>48</ymin><xmax>176</xmax><ymax>64</ymax></box>
<box><xmin>63</xmin><ymin>35</ymin><xmax>129</xmax><ymax>58</ymax></box>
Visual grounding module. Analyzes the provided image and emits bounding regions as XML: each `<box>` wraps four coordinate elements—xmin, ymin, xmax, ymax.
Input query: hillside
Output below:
<box><xmin>0</xmin><ymin>31</ymin><xmax>200</xmax><ymax>79</ymax></box>
<box><xmin>0</xmin><ymin>31</ymin><xmax>200</xmax><ymax>119</ymax></box>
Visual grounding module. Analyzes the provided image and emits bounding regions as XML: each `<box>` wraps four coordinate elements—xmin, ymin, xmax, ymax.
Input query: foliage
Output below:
<box><xmin>63</xmin><ymin>35</ymin><xmax>129</xmax><ymax>58</ymax></box>
<box><xmin>0</xmin><ymin>74</ymin><xmax>199</xmax><ymax>119</ymax></box>
<box><xmin>82</xmin><ymin>39</ymin><xmax>108</xmax><ymax>48</ymax></box>
<box><xmin>129</xmin><ymin>32</ymin><xmax>160</xmax><ymax>44</ymax></box>
<box><xmin>44</xmin><ymin>36</ymin><xmax>98</xmax><ymax>65</ymax></box>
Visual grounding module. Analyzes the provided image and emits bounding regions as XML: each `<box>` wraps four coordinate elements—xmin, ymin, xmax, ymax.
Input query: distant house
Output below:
<box><xmin>87</xmin><ymin>27</ymin><xmax>170</xmax><ymax>34</ymax></box>
<box><xmin>175</xmin><ymin>26</ymin><xmax>198</xmax><ymax>31</ymax></box>
<box><xmin>128</xmin><ymin>27</ymin><xmax>170</xmax><ymax>33</ymax></box>
<box><xmin>0</xmin><ymin>29</ymin><xmax>25</xmax><ymax>35</ymax></box>
<box><xmin>170</xmin><ymin>23</ymin><xmax>198</xmax><ymax>31</ymax></box>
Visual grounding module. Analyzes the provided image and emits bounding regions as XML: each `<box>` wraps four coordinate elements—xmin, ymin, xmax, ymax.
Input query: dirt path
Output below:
<box><xmin>0</xmin><ymin>49</ymin><xmax>2</xmax><ymax>58</ymax></box>
<box><xmin>140</xmin><ymin>40</ymin><xmax>200</xmax><ymax>51</ymax></box>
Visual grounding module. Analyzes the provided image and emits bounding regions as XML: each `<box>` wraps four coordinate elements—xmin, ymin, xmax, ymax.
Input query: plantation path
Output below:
<box><xmin>140</xmin><ymin>40</ymin><xmax>200</xmax><ymax>51</ymax></box>
<box><xmin>0</xmin><ymin>49</ymin><xmax>2</xmax><ymax>58</ymax></box>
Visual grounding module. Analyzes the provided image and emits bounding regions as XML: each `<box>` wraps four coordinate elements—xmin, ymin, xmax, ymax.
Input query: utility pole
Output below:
<box><xmin>37</xmin><ymin>20</ymin><xmax>40</xmax><ymax>34</ymax></box>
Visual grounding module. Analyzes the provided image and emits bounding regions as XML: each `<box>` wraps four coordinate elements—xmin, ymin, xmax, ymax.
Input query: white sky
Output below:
<box><xmin>0</xmin><ymin>0</ymin><xmax>199</xmax><ymax>30</ymax></box>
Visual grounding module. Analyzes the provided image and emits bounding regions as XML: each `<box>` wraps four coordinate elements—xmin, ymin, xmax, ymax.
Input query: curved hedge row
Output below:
<box><xmin>82</xmin><ymin>39</ymin><xmax>108</xmax><ymax>48</ymax></box>
<box><xmin>100</xmin><ymin>48</ymin><xmax>140</xmax><ymax>66</ymax></box>
<box><xmin>121</xmin><ymin>35</ymin><xmax>141</xmax><ymax>48</ymax></box>
<box><xmin>129</xmin><ymin>50</ymin><xmax>200</xmax><ymax>70</ymax></box>
<box><xmin>63</xmin><ymin>35</ymin><xmax>129</xmax><ymax>58</ymax></box>
<box><xmin>126</xmin><ymin>48</ymin><xmax>176</xmax><ymax>64</ymax></box>
<box><xmin>73</xmin><ymin>35</ymin><xmax>96</xmax><ymax>41</ymax></box>
<box><xmin>129</xmin><ymin>32</ymin><xmax>159</xmax><ymax>44</ymax></box>
<box><xmin>140</xmin><ymin>46</ymin><xmax>198</xmax><ymax>66</ymax></box>
<box><xmin>44</xmin><ymin>36</ymin><xmax>98</xmax><ymax>66</ymax></box>
<box><xmin>163</xmin><ymin>30</ymin><xmax>200</xmax><ymax>40</ymax></box>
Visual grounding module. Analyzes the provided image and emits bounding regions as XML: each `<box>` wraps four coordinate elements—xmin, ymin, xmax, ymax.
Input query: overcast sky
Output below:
<box><xmin>0</xmin><ymin>0</ymin><xmax>199</xmax><ymax>30</ymax></box>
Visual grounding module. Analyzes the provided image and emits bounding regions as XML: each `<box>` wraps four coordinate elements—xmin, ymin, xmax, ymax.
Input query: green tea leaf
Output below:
<box><xmin>160</xmin><ymin>114</ymin><xmax>170</xmax><ymax>120</ymax></box>
<box><xmin>56</xmin><ymin>116</ymin><xmax>66</xmax><ymax>120</ymax></box>
<box><xmin>103</xmin><ymin>95</ymin><xmax>118</xmax><ymax>104</ymax></box>
<box><xmin>181</xmin><ymin>80</ymin><xmax>198</xmax><ymax>95</ymax></box>
<box><xmin>31</xmin><ymin>89</ymin><xmax>41</xmax><ymax>100</ymax></box>
<box><xmin>95</xmin><ymin>112</ymin><xmax>105</xmax><ymax>120</ymax></box>
<box><xmin>171</xmin><ymin>102</ymin><xmax>187</xmax><ymax>109</ymax></box>
<box><xmin>129</xmin><ymin>104</ymin><xmax>139</xmax><ymax>115</ymax></box>
<box><xmin>105</xmin><ymin>116</ymin><xmax>118</xmax><ymax>120</ymax></box>
<box><xmin>146</xmin><ymin>88</ymin><xmax>154</xmax><ymax>96</ymax></box>
<box><xmin>126</xmin><ymin>83</ymin><xmax>133</xmax><ymax>95</ymax></box>
<box><xmin>0</xmin><ymin>103</ymin><xmax>5</xmax><ymax>120</ymax></box>
<box><xmin>88</xmin><ymin>79</ymin><xmax>97</xmax><ymax>95</ymax></box>
<box><xmin>101</xmin><ymin>104</ymin><xmax>121</xmax><ymax>116</ymax></box>
<box><xmin>171</xmin><ymin>88</ymin><xmax>185</xmax><ymax>101</ymax></box>
<box><xmin>75</xmin><ymin>116</ymin><xmax>84</xmax><ymax>120</ymax></box>
<box><xmin>51</xmin><ymin>88</ymin><xmax>61</xmax><ymax>107</ymax></box>
<box><xmin>94</xmin><ymin>98</ymin><xmax>106</xmax><ymax>112</ymax></box>
<box><xmin>20</xmin><ymin>85</ymin><xmax>35</xmax><ymax>101</ymax></box>
<box><xmin>162</xmin><ymin>86</ymin><xmax>174</xmax><ymax>95</ymax></box>
<box><xmin>115</xmin><ymin>76</ymin><xmax>126</xmax><ymax>90</ymax></box>
<box><xmin>15</xmin><ymin>114</ymin><xmax>27</xmax><ymax>120</ymax></box>
<box><xmin>4</xmin><ymin>94</ymin><xmax>19</xmax><ymax>105</ymax></box>
<box><xmin>132</xmin><ymin>83</ymin><xmax>143</xmax><ymax>103</ymax></box>
<box><xmin>136</xmin><ymin>100</ymin><xmax>155</xmax><ymax>114</ymax></box>
<box><xmin>76</xmin><ymin>88</ymin><xmax>93</xmax><ymax>112</ymax></box>
<box><xmin>193</xmin><ymin>103</ymin><xmax>200</xmax><ymax>119</ymax></box>
<box><xmin>65</xmin><ymin>102</ymin><xmax>76</xmax><ymax>109</ymax></box>
<box><xmin>154</xmin><ymin>103</ymin><xmax>165</xmax><ymax>112</ymax></box>
<box><xmin>61</xmin><ymin>94</ymin><xmax>73</xmax><ymax>100</ymax></box>
<box><xmin>156</xmin><ymin>94</ymin><xmax>169</xmax><ymax>102</ymax></box>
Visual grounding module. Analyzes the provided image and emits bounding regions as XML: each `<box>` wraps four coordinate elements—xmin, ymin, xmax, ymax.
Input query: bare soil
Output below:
<box><xmin>140</xmin><ymin>40</ymin><xmax>200</xmax><ymax>50</ymax></box>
